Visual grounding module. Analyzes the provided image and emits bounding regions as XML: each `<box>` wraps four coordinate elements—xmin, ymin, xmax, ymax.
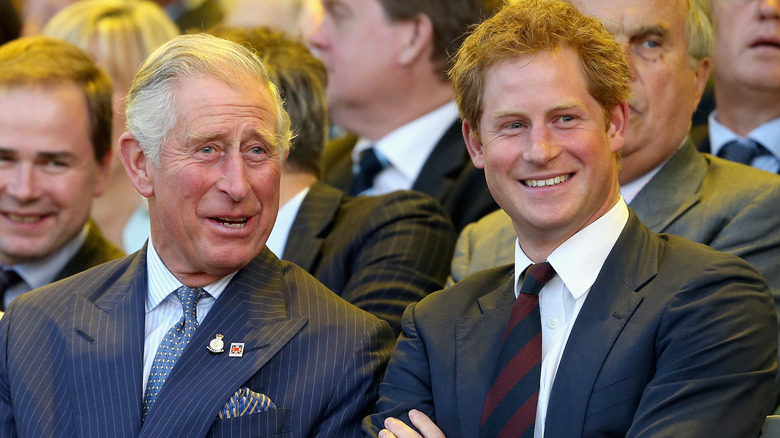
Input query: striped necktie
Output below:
<box><xmin>480</xmin><ymin>262</ymin><xmax>556</xmax><ymax>438</ymax></box>
<box><xmin>142</xmin><ymin>286</ymin><xmax>207</xmax><ymax>420</ymax></box>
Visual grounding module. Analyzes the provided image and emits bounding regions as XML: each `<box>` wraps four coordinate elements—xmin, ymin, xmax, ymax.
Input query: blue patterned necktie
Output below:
<box><xmin>481</xmin><ymin>262</ymin><xmax>556</xmax><ymax>438</ymax></box>
<box><xmin>142</xmin><ymin>286</ymin><xmax>207</xmax><ymax>421</ymax></box>
<box><xmin>718</xmin><ymin>139</ymin><xmax>769</xmax><ymax>165</ymax></box>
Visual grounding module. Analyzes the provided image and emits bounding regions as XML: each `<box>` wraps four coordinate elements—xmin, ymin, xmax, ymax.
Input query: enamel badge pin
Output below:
<box><xmin>229</xmin><ymin>343</ymin><xmax>245</xmax><ymax>358</ymax></box>
<box><xmin>207</xmin><ymin>334</ymin><xmax>225</xmax><ymax>353</ymax></box>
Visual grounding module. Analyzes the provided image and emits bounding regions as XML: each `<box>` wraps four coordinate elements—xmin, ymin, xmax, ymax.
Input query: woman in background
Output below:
<box><xmin>43</xmin><ymin>0</ymin><xmax>180</xmax><ymax>252</ymax></box>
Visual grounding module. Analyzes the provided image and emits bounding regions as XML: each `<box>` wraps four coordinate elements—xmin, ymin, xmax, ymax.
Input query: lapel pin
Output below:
<box><xmin>207</xmin><ymin>334</ymin><xmax>225</xmax><ymax>353</ymax></box>
<box><xmin>229</xmin><ymin>343</ymin><xmax>245</xmax><ymax>358</ymax></box>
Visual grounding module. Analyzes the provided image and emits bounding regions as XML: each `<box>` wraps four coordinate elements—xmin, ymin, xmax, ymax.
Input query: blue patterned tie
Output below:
<box><xmin>718</xmin><ymin>139</ymin><xmax>769</xmax><ymax>165</ymax></box>
<box><xmin>142</xmin><ymin>286</ymin><xmax>207</xmax><ymax>420</ymax></box>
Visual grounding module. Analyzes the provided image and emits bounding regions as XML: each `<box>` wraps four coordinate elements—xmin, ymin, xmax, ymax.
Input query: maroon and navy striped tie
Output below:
<box><xmin>480</xmin><ymin>262</ymin><xmax>556</xmax><ymax>438</ymax></box>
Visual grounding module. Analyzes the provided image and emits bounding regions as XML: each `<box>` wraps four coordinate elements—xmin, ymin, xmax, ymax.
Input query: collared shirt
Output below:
<box><xmin>142</xmin><ymin>238</ymin><xmax>235</xmax><ymax>392</ymax></box>
<box><xmin>2</xmin><ymin>224</ymin><xmax>88</xmax><ymax>308</ymax></box>
<box><xmin>266</xmin><ymin>186</ymin><xmax>310</xmax><ymax>257</ymax></box>
<box><xmin>708</xmin><ymin>111</ymin><xmax>780</xmax><ymax>173</ymax></box>
<box><xmin>351</xmin><ymin>101</ymin><xmax>460</xmax><ymax>195</ymax></box>
<box><xmin>513</xmin><ymin>198</ymin><xmax>629</xmax><ymax>438</ymax></box>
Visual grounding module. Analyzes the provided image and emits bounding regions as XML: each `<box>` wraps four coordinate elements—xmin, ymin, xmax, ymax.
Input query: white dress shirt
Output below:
<box><xmin>513</xmin><ymin>198</ymin><xmax>629</xmax><ymax>438</ymax></box>
<box><xmin>351</xmin><ymin>101</ymin><xmax>460</xmax><ymax>195</ymax></box>
<box><xmin>266</xmin><ymin>186</ymin><xmax>310</xmax><ymax>257</ymax></box>
<box><xmin>708</xmin><ymin>111</ymin><xmax>780</xmax><ymax>173</ymax></box>
<box><xmin>142</xmin><ymin>238</ymin><xmax>236</xmax><ymax>393</ymax></box>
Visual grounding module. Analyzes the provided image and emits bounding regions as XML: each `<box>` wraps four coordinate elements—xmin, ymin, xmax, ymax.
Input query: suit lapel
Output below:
<box><xmin>544</xmin><ymin>213</ymin><xmax>657</xmax><ymax>436</ymax></box>
<box><xmin>412</xmin><ymin>121</ymin><xmax>469</xmax><ymax>201</ymax></box>
<box><xmin>282</xmin><ymin>182</ymin><xmax>343</xmax><ymax>271</ymax></box>
<box><xmin>630</xmin><ymin>139</ymin><xmax>706</xmax><ymax>232</ymax></box>
<box><xmin>139</xmin><ymin>249</ymin><xmax>306</xmax><ymax>437</ymax></box>
<box><xmin>455</xmin><ymin>273</ymin><xmax>516</xmax><ymax>438</ymax></box>
<box><xmin>70</xmin><ymin>250</ymin><xmax>148</xmax><ymax>435</ymax></box>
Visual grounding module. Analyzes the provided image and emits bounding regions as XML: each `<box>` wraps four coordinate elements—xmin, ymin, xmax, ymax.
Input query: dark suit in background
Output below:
<box><xmin>55</xmin><ymin>220</ymin><xmax>124</xmax><ymax>281</ymax></box>
<box><xmin>321</xmin><ymin>121</ymin><xmax>498</xmax><ymax>232</ymax></box>
<box><xmin>283</xmin><ymin>182</ymin><xmax>456</xmax><ymax>335</ymax></box>
<box><xmin>0</xmin><ymin>247</ymin><xmax>394</xmax><ymax>437</ymax></box>
<box><xmin>365</xmin><ymin>212</ymin><xmax>777</xmax><ymax>437</ymax></box>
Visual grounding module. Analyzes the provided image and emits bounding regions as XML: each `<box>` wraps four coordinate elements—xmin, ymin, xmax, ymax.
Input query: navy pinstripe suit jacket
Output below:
<box><xmin>283</xmin><ymin>182</ymin><xmax>456</xmax><ymax>335</ymax></box>
<box><xmin>0</xmin><ymin>247</ymin><xmax>395</xmax><ymax>437</ymax></box>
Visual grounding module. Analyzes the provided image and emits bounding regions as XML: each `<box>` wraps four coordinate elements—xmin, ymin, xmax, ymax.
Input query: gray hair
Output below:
<box><xmin>124</xmin><ymin>33</ymin><xmax>292</xmax><ymax>166</ymax></box>
<box><xmin>686</xmin><ymin>0</ymin><xmax>714</xmax><ymax>63</ymax></box>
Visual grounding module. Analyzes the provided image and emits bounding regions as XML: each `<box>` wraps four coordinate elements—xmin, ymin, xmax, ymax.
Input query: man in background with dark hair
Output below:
<box><xmin>210</xmin><ymin>25</ymin><xmax>457</xmax><ymax>335</ymax></box>
<box><xmin>0</xmin><ymin>36</ymin><xmax>122</xmax><ymax>312</ymax></box>
<box><xmin>309</xmin><ymin>0</ymin><xmax>501</xmax><ymax>231</ymax></box>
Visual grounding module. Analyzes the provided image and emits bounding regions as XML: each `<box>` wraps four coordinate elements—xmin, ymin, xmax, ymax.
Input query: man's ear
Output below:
<box><xmin>463</xmin><ymin>121</ymin><xmax>486</xmax><ymax>169</ymax></box>
<box><xmin>398</xmin><ymin>13</ymin><xmax>434</xmax><ymax>66</ymax></box>
<box><xmin>92</xmin><ymin>147</ymin><xmax>112</xmax><ymax>198</ymax></box>
<box><xmin>608</xmin><ymin>102</ymin><xmax>629</xmax><ymax>154</ymax></box>
<box><xmin>119</xmin><ymin>131</ymin><xmax>154</xmax><ymax>198</ymax></box>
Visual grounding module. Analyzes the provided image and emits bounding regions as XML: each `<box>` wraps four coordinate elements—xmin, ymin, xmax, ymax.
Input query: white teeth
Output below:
<box><xmin>524</xmin><ymin>174</ymin><xmax>570</xmax><ymax>187</ymax></box>
<box><xmin>216</xmin><ymin>217</ymin><xmax>247</xmax><ymax>228</ymax></box>
<box><xmin>7</xmin><ymin>214</ymin><xmax>43</xmax><ymax>223</ymax></box>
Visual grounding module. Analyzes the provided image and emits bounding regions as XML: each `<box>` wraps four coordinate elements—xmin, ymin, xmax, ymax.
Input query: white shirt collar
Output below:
<box><xmin>514</xmin><ymin>197</ymin><xmax>629</xmax><ymax>298</ymax></box>
<box><xmin>352</xmin><ymin>101</ymin><xmax>460</xmax><ymax>185</ymax></box>
<box><xmin>266</xmin><ymin>186</ymin><xmax>310</xmax><ymax>258</ymax></box>
<box><xmin>145</xmin><ymin>237</ymin><xmax>235</xmax><ymax>312</ymax></box>
<box><xmin>12</xmin><ymin>223</ymin><xmax>89</xmax><ymax>290</ymax></box>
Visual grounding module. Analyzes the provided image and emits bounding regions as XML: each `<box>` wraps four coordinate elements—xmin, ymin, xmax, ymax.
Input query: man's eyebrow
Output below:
<box><xmin>630</xmin><ymin>24</ymin><xmax>669</xmax><ymax>40</ymax></box>
<box><xmin>37</xmin><ymin>151</ymin><xmax>79</xmax><ymax>162</ymax></box>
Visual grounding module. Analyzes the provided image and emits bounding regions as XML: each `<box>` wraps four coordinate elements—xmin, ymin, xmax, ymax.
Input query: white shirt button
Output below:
<box><xmin>548</xmin><ymin>318</ymin><xmax>559</xmax><ymax>329</ymax></box>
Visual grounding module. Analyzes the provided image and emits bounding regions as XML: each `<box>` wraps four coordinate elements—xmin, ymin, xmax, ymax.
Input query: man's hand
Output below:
<box><xmin>378</xmin><ymin>409</ymin><xmax>445</xmax><ymax>438</ymax></box>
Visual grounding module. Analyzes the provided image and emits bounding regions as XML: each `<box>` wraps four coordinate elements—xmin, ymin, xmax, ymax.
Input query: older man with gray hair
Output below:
<box><xmin>0</xmin><ymin>33</ymin><xmax>394</xmax><ymax>438</ymax></box>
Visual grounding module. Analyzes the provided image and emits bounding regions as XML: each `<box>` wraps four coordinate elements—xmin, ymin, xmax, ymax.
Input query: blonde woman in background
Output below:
<box><xmin>43</xmin><ymin>0</ymin><xmax>180</xmax><ymax>252</ymax></box>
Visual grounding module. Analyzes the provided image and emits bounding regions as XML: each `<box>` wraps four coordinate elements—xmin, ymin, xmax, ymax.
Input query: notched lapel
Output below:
<box><xmin>69</xmin><ymin>254</ymin><xmax>147</xmax><ymax>436</ymax></box>
<box><xmin>630</xmin><ymin>140</ymin><xmax>706</xmax><ymax>232</ymax></box>
<box><xmin>140</xmin><ymin>251</ymin><xmax>307</xmax><ymax>438</ymax></box>
<box><xmin>455</xmin><ymin>276</ymin><xmax>515</xmax><ymax>438</ymax></box>
<box><xmin>545</xmin><ymin>213</ymin><xmax>658</xmax><ymax>437</ymax></box>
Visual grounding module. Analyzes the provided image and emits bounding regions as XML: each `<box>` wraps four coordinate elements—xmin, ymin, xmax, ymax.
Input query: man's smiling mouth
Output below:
<box><xmin>523</xmin><ymin>174</ymin><xmax>571</xmax><ymax>188</ymax></box>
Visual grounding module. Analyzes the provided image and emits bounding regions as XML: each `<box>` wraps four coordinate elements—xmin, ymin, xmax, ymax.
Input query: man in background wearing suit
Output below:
<box><xmin>210</xmin><ymin>25</ymin><xmax>457</xmax><ymax>335</ymax></box>
<box><xmin>0</xmin><ymin>33</ymin><xmax>395</xmax><ymax>437</ymax></box>
<box><xmin>0</xmin><ymin>36</ymin><xmax>123</xmax><ymax>312</ymax></box>
<box><xmin>365</xmin><ymin>1</ymin><xmax>777</xmax><ymax>437</ymax></box>
<box><xmin>695</xmin><ymin>0</ymin><xmax>780</xmax><ymax>172</ymax></box>
<box><xmin>447</xmin><ymin>0</ymin><xmax>780</xmax><ymax>404</ymax></box>
<box><xmin>308</xmin><ymin>0</ymin><xmax>500</xmax><ymax>231</ymax></box>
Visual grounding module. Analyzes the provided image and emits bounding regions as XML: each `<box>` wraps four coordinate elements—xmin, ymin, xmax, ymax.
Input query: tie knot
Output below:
<box><xmin>175</xmin><ymin>286</ymin><xmax>206</xmax><ymax>312</ymax></box>
<box><xmin>0</xmin><ymin>268</ymin><xmax>22</xmax><ymax>290</ymax></box>
<box><xmin>519</xmin><ymin>262</ymin><xmax>555</xmax><ymax>296</ymax></box>
<box><xmin>349</xmin><ymin>147</ymin><xmax>386</xmax><ymax>195</ymax></box>
<box><xmin>718</xmin><ymin>139</ymin><xmax>769</xmax><ymax>165</ymax></box>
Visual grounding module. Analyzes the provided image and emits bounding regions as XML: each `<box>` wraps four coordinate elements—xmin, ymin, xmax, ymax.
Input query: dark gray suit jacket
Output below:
<box><xmin>283</xmin><ymin>182</ymin><xmax>456</xmax><ymax>335</ymax></box>
<box><xmin>55</xmin><ymin>220</ymin><xmax>124</xmax><ymax>281</ymax></box>
<box><xmin>366</xmin><ymin>211</ymin><xmax>777</xmax><ymax>437</ymax></box>
<box><xmin>0</xmin><ymin>247</ymin><xmax>395</xmax><ymax>437</ymax></box>
<box><xmin>321</xmin><ymin>121</ymin><xmax>498</xmax><ymax>232</ymax></box>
